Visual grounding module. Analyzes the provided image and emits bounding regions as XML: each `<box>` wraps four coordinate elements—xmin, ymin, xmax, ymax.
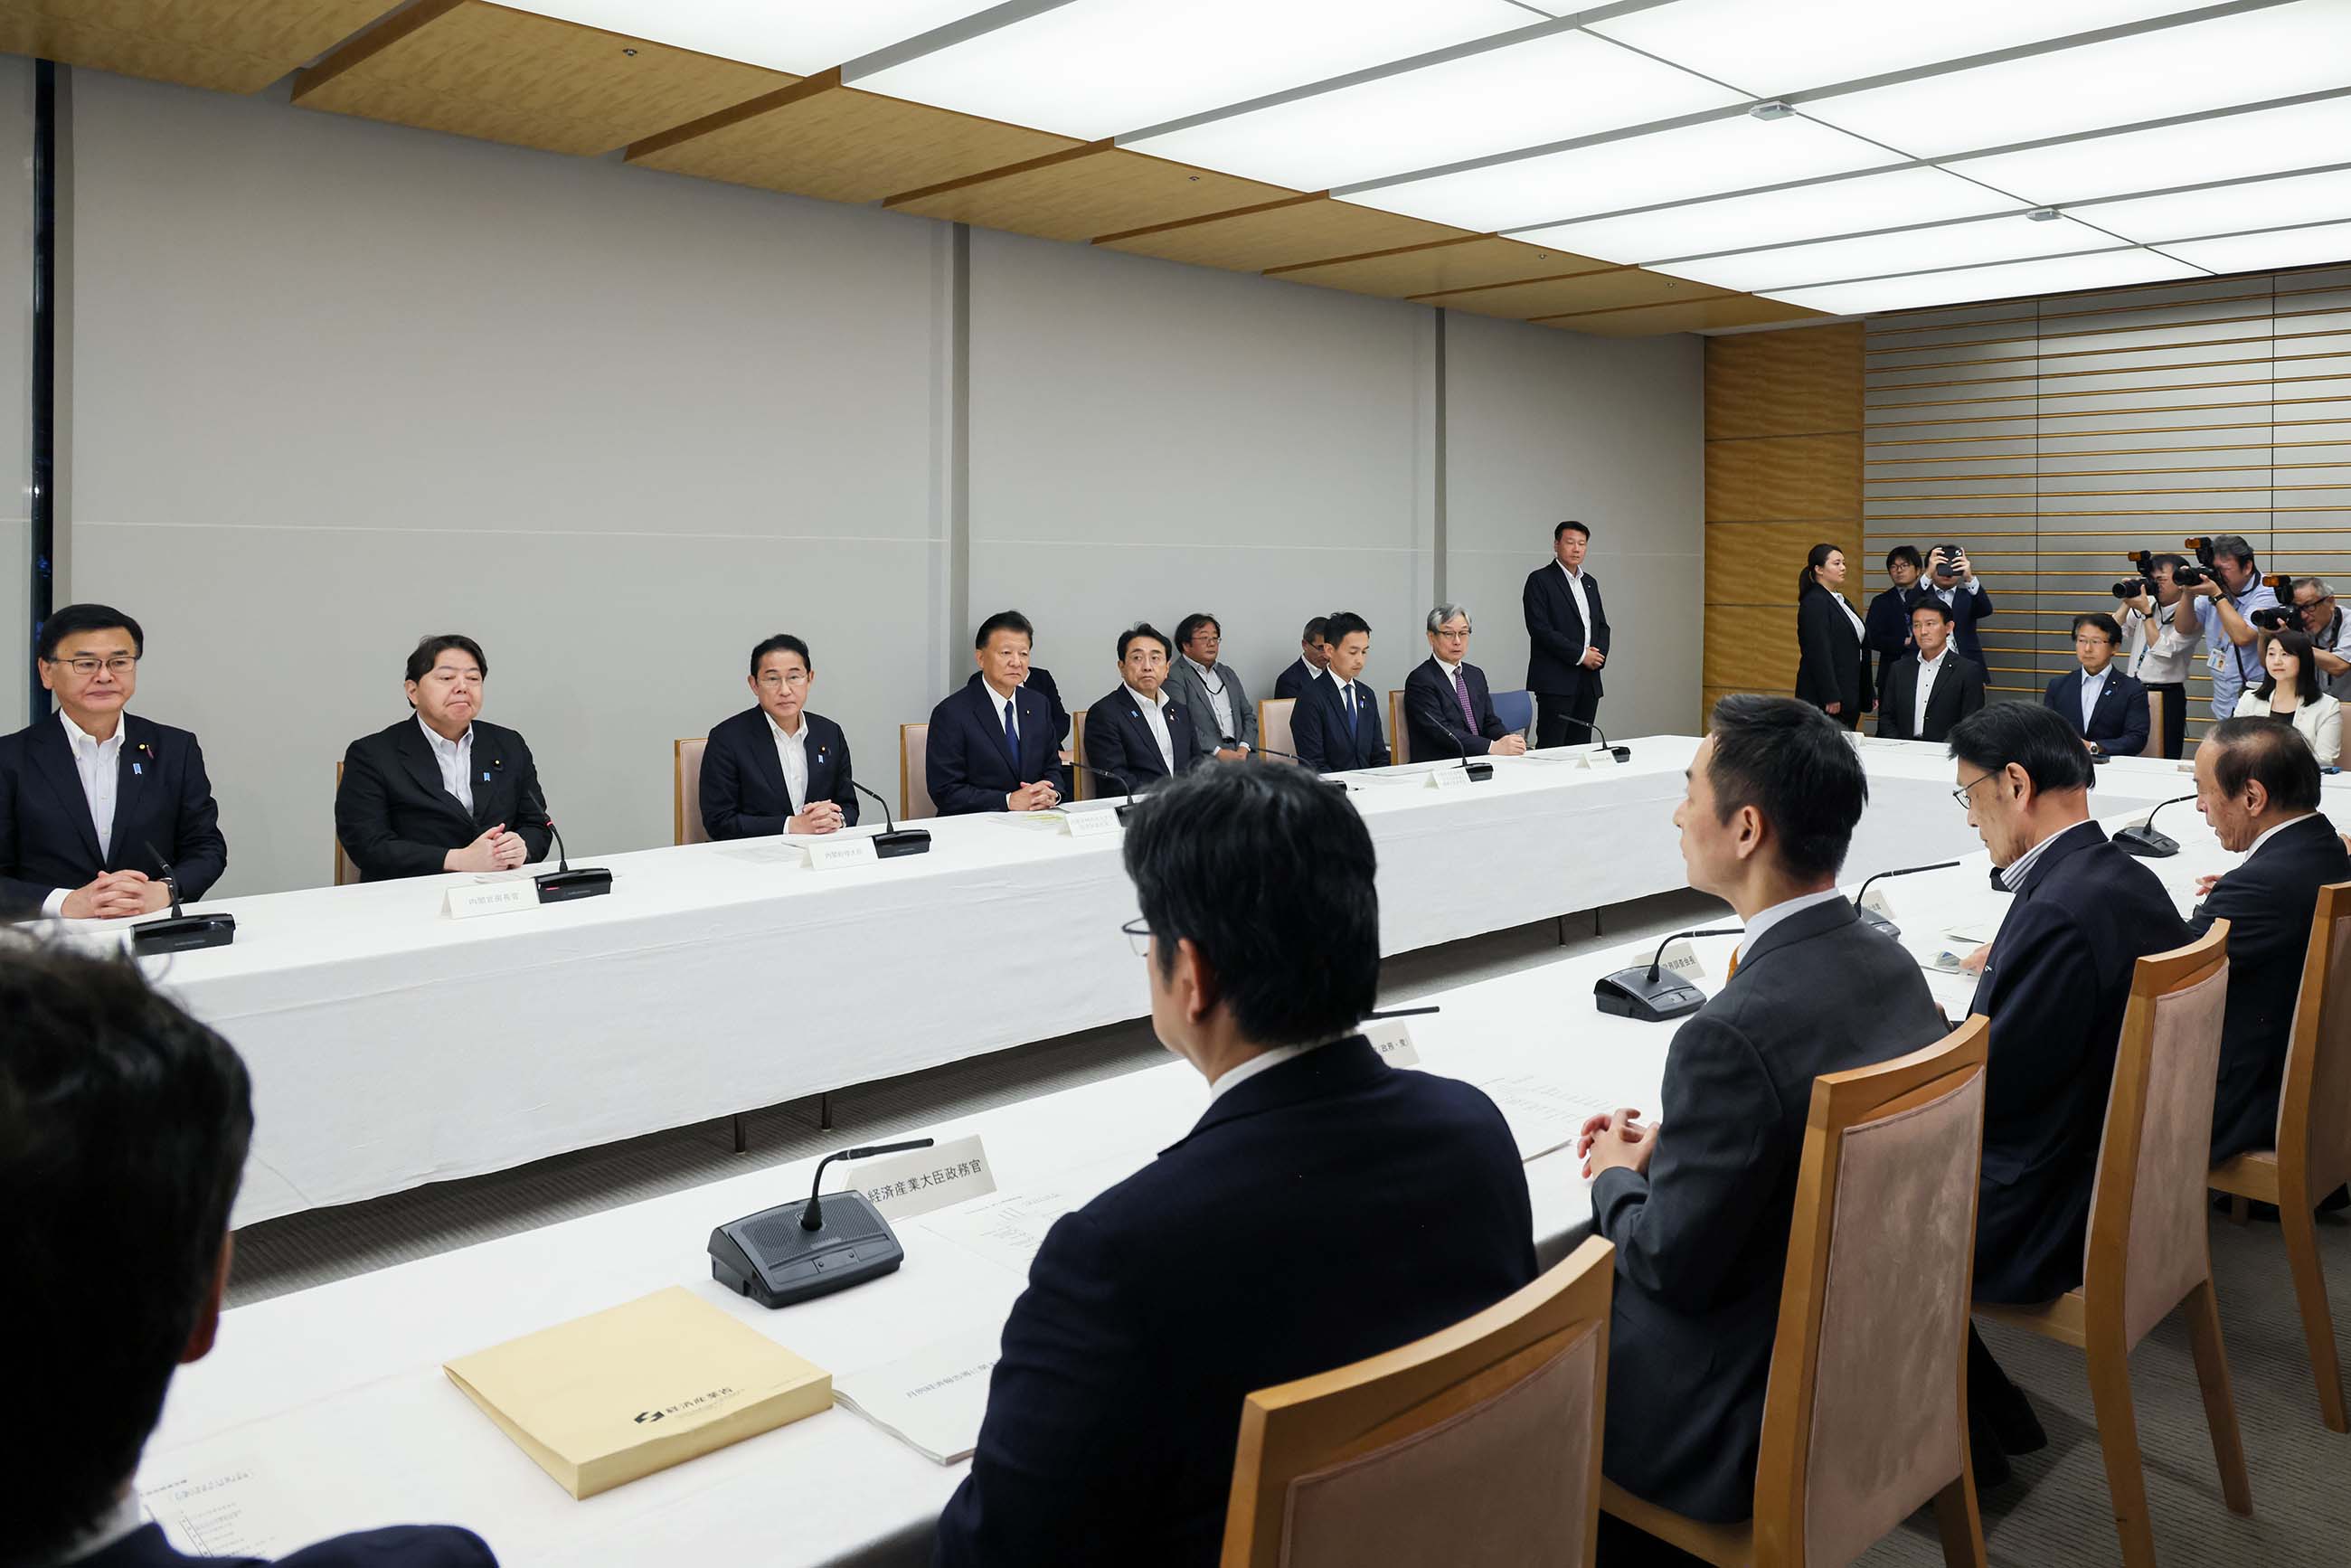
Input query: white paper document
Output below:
<box><xmin>141</xmin><ymin>1459</ymin><xmax>327</xmax><ymax>1559</ymax></box>
<box><xmin>912</xmin><ymin>1153</ymin><xmax>1149</xmax><ymax>1280</ymax></box>
<box><xmin>1476</xmin><ymin>1072</ymin><xmax>1615</xmax><ymax>1161</ymax></box>
<box><xmin>833</xmin><ymin>1328</ymin><xmax>1004</xmax><ymax>1466</ymax></box>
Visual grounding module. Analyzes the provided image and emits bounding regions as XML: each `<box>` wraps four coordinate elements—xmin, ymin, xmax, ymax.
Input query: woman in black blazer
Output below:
<box><xmin>1794</xmin><ymin>543</ymin><xmax>1873</xmax><ymax>729</ymax></box>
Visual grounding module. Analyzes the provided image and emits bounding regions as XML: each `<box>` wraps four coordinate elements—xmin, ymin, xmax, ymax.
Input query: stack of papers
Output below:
<box><xmin>833</xmin><ymin>1329</ymin><xmax>1004</xmax><ymax>1465</ymax></box>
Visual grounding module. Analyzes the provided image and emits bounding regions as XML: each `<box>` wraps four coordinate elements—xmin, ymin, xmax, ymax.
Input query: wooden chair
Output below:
<box><xmin>1221</xmin><ymin>1236</ymin><xmax>1614</xmax><ymax>1568</ymax></box>
<box><xmin>332</xmin><ymin>761</ymin><xmax>359</xmax><ymax>886</ymax></box>
<box><xmin>898</xmin><ymin>723</ymin><xmax>936</xmax><ymax>821</ymax></box>
<box><xmin>1603</xmin><ymin>1018</ymin><xmax>1994</xmax><ymax>1568</ymax></box>
<box><xmin>1977</xmin><ymin>921</ymin><xmax>2250</xmax><ymax>1568</ymax></box>
<box><xmin>2212</xmin><ymin>880</ymin><xmax>2351</xmax><ymax>1431</ymax></box>
<box><xmin>1387</xmin><ymin>690</ymin><xmax>1409</xmax><ymax>764</ymax></box>
<box><xmin>2148</xmin><ymin>688</ymin><xmax>2167</xmax><ymax>757</ymax></box>
<box><xmin>673</xmin><ymin>737</ymin><xmax>710</xmax><ymax>845</ymax></box>
<box><xmin>1070</xmin><ymin>706</ymin><xmax>1091</xmax><ymax>800</ymax></box>
<box><xmin>1259</xmin><ymin>698</ymin><xmax>1296</xmax><ymax>763</ymax></box>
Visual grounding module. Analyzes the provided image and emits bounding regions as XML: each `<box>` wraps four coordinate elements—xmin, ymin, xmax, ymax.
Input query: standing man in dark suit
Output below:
<box><xmin>1578</xmin><ymin>696</ymin><xmax>1946</xmax><ymax>1544</ymax></box>
<box><xmin>1270</xmin><ymin>616</ymin><xmax>1331</xmax><ymax>702</ymax></box>
<box><xmin>1917</xmin><ymin>544</ymin><xmax>1996</xmax><ymax>669</ymax></box>
<box><xmin>1166</xmin><ymin>613</ymin><xmax>1257</xmax><ymax>760</ymax></box>
<box><xmin>1524</xmin><ymin>519</ymin><xmax>1610</xmax><ymax>747</ymax></box>
<box><xmin>699</xmin><ymin>633</ymin><xmax>858</xmax><ymax>839</ymax></box>
<box><xmin>1289</xmin><ymin>611</ymin><xmax>1385</xmax><ymax>772</ymax></box>
<box><xmin>1082</xmin><ymin>624</ymin><xmax>1201</xmax><ymax>796</ymax></box>
<box><xmin>2043</xmin><ymin>611</ymin><xmax>2149</xmax><ymax>756</ymax></box>
<box><xmin>1949</xmin><ymin>702</ymin><xmax>2191</xmax><ymax>1475</ymax></box>
<box><xmin>1876</xmin><ymin>599</ymin><xmax>1986</xmax><ymax>743</ymax></box>
<box><xmin>1403</xmin><ymin>603</ymin><xmax>1528</xmax><ymax>761</ymax></box>
<box><xmin>0</xmin><ymin>603</ymin><xmax>226</xmax><ymax>921</ymax></box>
<box><xmin>3</xmin><ymin>943</ymin><xmax>496</xmax><ymax>1568</ymax></box>
<box><xmin>2189</xmin><ymin>717</ymin><xmax>2351</xmax><ymax>1161</ymax></box>
<box><xmin>935</xmin><ymin>762</ymin><xmax>1534</xmax><ymax>1568</ymax></box>
<box><xmin>335</xmin><ymin>635</ymin><xmax>554</xmax><ymax>882</ymax></box>
<box><xmin>1864</xmin><ymin>545</ymin><xmax>1925</xmax><ymax>689</ymax></box>
<box><xmin>929</xmin><ymin>611</ymin><xmax>1063</xmax><ymax>815</ymax></box>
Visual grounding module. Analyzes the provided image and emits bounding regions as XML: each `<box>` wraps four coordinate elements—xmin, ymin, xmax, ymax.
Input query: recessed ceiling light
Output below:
<box><xmin>1944</xmin><ymin>91</ymin><xmax>2351</xmax><ymax>205</ymax></box>
<box><xmin>2158</xmin><ymin>217</ymin><xmax>2351</xmax><ymax>274</ymax></box>
<box><xmin>1766</xmin><ymin>248</ymin><xmax>2202</xmax><ymax>314</ymax></box>
<box><xmin>2073</xmin><ymin>165</ymin><xmax>2351</xmax><ymax>244</ymax></box>
<box><xmin>1665</xmin><ymin>210</ymin><xmax>2115</xmax><ymax>294</ymax></box>
<box><xmin>1514</xmin><ymin>167</ymin><xmax>2017</xmax><ymax>266</ymax></box>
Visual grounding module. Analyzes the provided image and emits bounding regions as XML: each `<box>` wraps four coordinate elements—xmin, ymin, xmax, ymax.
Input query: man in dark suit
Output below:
<box><xmin>3</xmin><ymin>943</ymin><xmax>496</xmax><ymax>1568</ymax></box>
<box><xmin>1404</xmin><ymin>603</ymin><xmax>1530</xmax><ymax>762</ymax></box>
<box><xmin>962</xmin><ymin>662</ymin><xmax>1072</xmax><ymax>798</ymax></box>
<box><xmin>2190</xmin><ymin>718</ymin><xmax>2351</xmax><ymax>1161</ymax></box>
<box><xmin>1082</xmin><ymin>624</ymin><xmax>1201</xmax><ymax>797</ymax></box>
<box><xmin>1916</xmin><ymin>544</ymin><xmax>1996</xmax><ymax>669</ymax></box>
<box><xmin>935</xmin><ymin>762</ymin><xmax>1534</xmax><ymax>1568</ymax></box>
<box><xmin>1579</xmin><ymin>696</ymin><xmax>1946</xmax><ymax>1542</ymax></box>
<box><xmin>1876</xmin><ymin>598</ymin><xmax>1986</xmax><ymax>743</ymax></box>
<box><xmin>1</xmin><ymin>604</ymin><xmax>227</xmax><ymax>921</ymax></box>
<box><xmin>2043</xmin><ymin>611</ymin><xmax>2149</xmax><ymax>757</ymax></box>
<box><xmin>1289</xmin><ymin>610</ymin><xmax>1385</xmax><ymax>771</ymax></box>
<box><xmin>1950</xmin><ymin>702</ymin><xmax>2190</xmax><ymax>1473</ymax></box>
<box><xmin>700</xmin><ymin>633</ymin><xmax>859</xmax><ymax>839</ymax></box>
<box><xmin>930</xmin><ymin>611</ymin><xmax>1063</xmax><ymax>815</ymax></box>
<box><xmin>1524</xmin><ymin>518</ymin><xmax>1611</xmax><ymax>747</ymax></box>
<box><xmin>1864</xmin><ymin>545</ymin><xmax>1926</xmax><ymax>689</ymax></box>
<box><xmin>1270</xmin><ymin>615</ymin><xmax>1331</xmax><ymax>702</ymax></box>
<box><xmin>335</xmin><ymin>635</ymin><xmax>554</xmax><ymax>882</ymax></box>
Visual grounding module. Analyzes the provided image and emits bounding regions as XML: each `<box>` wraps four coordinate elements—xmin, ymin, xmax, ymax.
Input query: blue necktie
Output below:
<box><xmin>1001</xmin><ymin>699</ymin><xmax>1021</xmax><ymax>774</ymax></box>
<box><xmin>1344</xmin><ymin>684</ymin><xmax>1358</xmax><ymax>739</ymax></box>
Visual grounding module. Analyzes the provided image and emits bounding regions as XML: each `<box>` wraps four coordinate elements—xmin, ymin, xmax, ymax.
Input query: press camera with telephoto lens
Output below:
<box><xmin>2111</xmin><ymin>548</ymin><xmax>2211</xmax><ymax>598</ymax></box>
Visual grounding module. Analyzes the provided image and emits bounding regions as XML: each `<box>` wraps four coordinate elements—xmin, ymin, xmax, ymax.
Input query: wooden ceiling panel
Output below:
<box><xmin>294</xmin><ymin>0</ymin><xmax>789</xmax><ymax>157</ymax></box>
<box><xmin>1421</xmin><ymin>267</ymin><xmax>1730</xmax><ymax>320</ymax></box>
<box><xmin>1540</xmin><ymin>294</ymin><xmax>1834</xmax><ymax>337</ymax></box>
<box><xmin>628</xmin><ymin>77</ymin><xmax>1081</xmax><ymax>205</ymax></box>
<box><xmin>1094</xmin><ymin>197</ymin><xmax>1474</xmax><ymax>275</ymax></box>
<box><xmin>886</xmin><ymin>146</ymin><xmax>1295</xmax><ymax>244</ymax></box>
<box><xmin>0</xmin><ymin>0</ymin><xmax>400</xmax><ymax>94</ymax></box>
<box><xmin>1269</xmin><ymin>234</ymin><xmax>1601</xmax><ymax>299</ymax></box>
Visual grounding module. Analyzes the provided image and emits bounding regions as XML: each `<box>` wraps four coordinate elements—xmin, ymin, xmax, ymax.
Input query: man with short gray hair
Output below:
<box><xmin>2290</xmin><ymin>576</ymin><xmax>2351</xmax><ymax>700</ymax></box>
<box><xmin>1403</xmin><ymin>604</ymin><xmax>1527</xmax><ymax>762</ymax></box>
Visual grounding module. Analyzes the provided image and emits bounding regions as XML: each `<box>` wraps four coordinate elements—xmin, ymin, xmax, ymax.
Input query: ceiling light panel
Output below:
<box><xmin>1589</xmin><ymin>0</ymin><xmax>2207</xmax><ymax>99</ymax></box>
<box><xmin>1515</xmin><ymin>165</ymin><xmax>2017</xmax><ymax>266</ymax></box>
<box><xmin>1667</xmin><ymin>210</ymin><xmax>2115</xmax><ymax>293</ymax></box>
<box><xmin>1769</xmin><ymin>249</ymin><xmax>2202</xmax><ymax>315</ymax></box>
<box><xmin>1345</xmin><ymin>113</ymin><xmax>1899</xmax><ymax>234</ymax></box>
<box><xmin>2076</xmin><ymin>165</ymin><xmax>2351</xmax><ymax>243</ymax></box>
<box><xmin>852</xmin><ymin>0</ymin><xmax>1534</xmax><ymax>144</ymax></box>
<box><xmin>498</xmin><ymin>0</ymin><xmax>1009</xmax><ymax>76</ymax></box>
<box><xmin>2159</xmin><ymin>218</ymin><xmax>2351</xmax><ymax>274</ymax></box>
<box><xmin>1806</xmin><ymin>2</ymin><xmax>2351</xmax><ymax>160</ymax></box>
<box><xmin>1946</xmin><ymin>93</ymin><xmax>2351</xmax><ymax>206</ymax></box>
<box><xmin>1124</xmin><ymin>30</ymin><xmax>1742</xmax><ymax>194</ymax></box>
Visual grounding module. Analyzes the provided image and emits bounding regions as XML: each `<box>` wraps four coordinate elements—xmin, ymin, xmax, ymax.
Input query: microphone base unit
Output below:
<box><xmin>1460</xmin><ymin>760</ymin><xmax>1495</xmax><ymax>782</ymax></box>
<box><xmin>2113</xmin><ymin>825</ymin><xmax>2180</xmax><ymax>858</ymax></box>
<box><xmin>873</xmin><ymin>828</ymin><xmax>932</xmax><ymax>859</ymax></box>
<box><xmin>1856</xmin><ymin>908</ymin><xmax>1903</xmax><ymax>941</ymax></box>
<box><xmin>534</xmin><ymin>866</ymin><xmax>614</xmax><ymax>902</ymax></box>
<box><xmin>127</xmin><ymin>912</ymin><xmax>237</xmax><ymax>956</ymax></box>
<box><xmin>709</xmin><ymin>1191</ymin><xmax>909</xmax><ymax>1308</ymax></box>
<box><xmin>1593</xmin><ymin>965</ymin><xmax>1706</xmax><ymax>1023</ymax></box>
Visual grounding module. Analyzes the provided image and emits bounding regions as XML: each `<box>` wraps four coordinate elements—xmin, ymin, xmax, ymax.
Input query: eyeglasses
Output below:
<box><xmin>1120</xmin><ymin>918</ymin><xmax>1152</xmax><ymax>958</ymax></box>
<box><xmin>46</xmin><ymin>655</ymin><xmax>137</xmax><ymax>676</ymax></box>
<box><xmin>1951</xmin><ymin>770</ymin><xmax>1997</xmax><ymax>810</ymax></box>
<box><xmin>757</xmin><ymin>670</ymin><xmax>810</xmax><ymax>690</ymax></box>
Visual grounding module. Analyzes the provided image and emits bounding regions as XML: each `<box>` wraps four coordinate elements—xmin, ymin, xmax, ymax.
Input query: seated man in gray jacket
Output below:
<box><xmin>1165</xmin><ymin>613</ymin><xmax>1258</xmax><ymax>761</ymax></box>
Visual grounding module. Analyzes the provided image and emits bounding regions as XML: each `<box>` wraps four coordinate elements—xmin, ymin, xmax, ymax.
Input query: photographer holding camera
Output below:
<box><xmin>2287</xmin><ymin>577</ymin><xmax>2351</xmax><ymax>701</ymax></box>
<box><xmin>1914</xmin><ymin>543</ymin><xmax>1994</xmax><ymax>668</ymax></box>
<box><xmin>2184</xmin><ymin>534</ymin><xmax>2280</xmax><ymax>724</ymax></box>
<box><xmin>2115</xmin><ymin>553</ymin><xmax>2205</xmax><ymax>759</ymax></box>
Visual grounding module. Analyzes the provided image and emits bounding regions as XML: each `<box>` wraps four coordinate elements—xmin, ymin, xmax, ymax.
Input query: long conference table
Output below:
<box><xmin>135</xmin><ymin>778</ymin><xmax>2330</xmax><ymax>1566</ymax></box>
<box><xmin>92</xmin><ymin>734</ymin><xmax>2250</xmax><ymax>1228</ymax></box>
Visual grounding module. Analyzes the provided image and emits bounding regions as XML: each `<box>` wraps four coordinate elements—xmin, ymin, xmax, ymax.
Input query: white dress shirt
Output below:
<box><xmin>1557</xmin><ymin>562</ymin><xmax>1593</xmax><ymax>662</ymax></box>
<box><xmin>418</xmin><ymin>713</ymin><xmax>475</xmax><ymax>811</ymax></box>
<box><xmin>2001</xmin><ymin>817</ymin><xmax>2097</xmax><ymax>892</ymax></box>
<box><xmin>986</xmin><ymin>682</ymin><xmax>1020</xmax><ymax>743</ymax></box>
<box><xmin>767</xmin><ymin>712</ymin><xmax>811</xmax><ymax>815</ymax></box>
<box><xmin>1912</xmin><ymin>647</ymin><xmax>1950</xmax><ymax>735</ymax></box>
<box><xmin>1207</xmin><ymin>1037</ymin><xmax>1338</xmax><ymax>1103</ymax></box>
<box><xmin>2124</xmin><ymin>597</ymin><xmax>2201</xmax><ymax>685</ymax></box>
<box><xmin>1331</xmin><ymin>678</ymin><xmax>1364</xmax><ymax>732</ymax></box>
<box><xmin>1733</xmin><ymin>887</ymin><xmax>1846</xmax><ymax>967</ymax></box>
<box><xmin>2245</xmin><ymin>814</ymin><xmax>2316</xmax><ymax>860</ymax></box>
<box><xmin>1126</xmin><ymin>684</ymin><xmax>1177</xmax><ymax>773</ymax></box>
<box><xmin>2077</xmin><ymin>666</ymin><xmax>2112</xmax><ymax>731</ymax></box>
<box><xmin>1184</xmin><ymin>656</ymin><xmax>1241</xmax><ymax>747</ymax></box>
<box><xmin>1834</xmin><ymin>594</ymin><xmax>1866</xmax><ymax>642</ymax></box>
<box><xmin>41</xmin><ymin>711</ymin><xmax>127</xmax><ymax>918</ymax></box>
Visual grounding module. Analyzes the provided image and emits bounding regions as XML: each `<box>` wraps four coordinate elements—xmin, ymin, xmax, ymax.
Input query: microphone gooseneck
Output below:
<box><xmin>521</xmin><ymin>782</ymin><xmax>569</xmax><ymax>874</ymax></box>
<box><xmin>1069</xmin><ymin>762</ymin><xmax>1136</xmax><ymax>807</ymax></box>
<box><xmin>1853</xmin><ymin>859</ymin><xmax>1962</xmax><ymax>913</ymax></box>
<box><xmin>2146</xmin><ymin>793</ymin><xmax>2195</xmax><ymax>832</ymax></box>
<box><xmin>850</xmin><ymin>779</ymin><xmax>899</xmax><ymax>836</ymax></box>
<box><xmin>1646</xmin><ymin>927</ymin><xmax>1745</xmax><ymax>981</ymax></box>
<box><xmin>142</xmin><ymin>840</ymin><xmax>185</xmax><ymax>920</ymax></box>
<box><xmin>799</xmin><ymin>1138</ymin><xmax>937</xmax><ymax>1232</ymax></box>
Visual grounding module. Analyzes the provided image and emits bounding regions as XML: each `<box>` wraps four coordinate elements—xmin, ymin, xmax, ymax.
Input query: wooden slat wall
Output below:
<box><xmin>1703</xmin><ymin>323</ymin><xmax>1865</xmax><ymax>728</ymax></box>
<box><xmin>1864</xmin><ymin>263</ymin><xmax>2351</xmax><ymax>754</ymax></box>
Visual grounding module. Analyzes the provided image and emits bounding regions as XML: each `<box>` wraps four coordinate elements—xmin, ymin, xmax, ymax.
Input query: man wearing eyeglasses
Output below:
<box><xmin>0</xmin><ymin>602</ymin><xmax>227</xmax><ymax>921</ymax></box>
<box><xmin>2291</xmin><ymin>577</ymin><xmax>2351</xmax><ymax>702</ymax></box>
<box><xmin>699</xmin><ymin>634</ymin><xmax>857</xmax><ymax>839</ymax></box>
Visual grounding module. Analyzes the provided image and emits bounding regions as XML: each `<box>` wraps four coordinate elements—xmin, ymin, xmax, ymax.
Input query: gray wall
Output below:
<box><xmin>0</xmin><ymin>57</ymin><xmax>30</xmax><ymax>735</ymax></box>
<box><xmin>56</xmin><ymin>68</ymin><xmax>1704</xmax><ymax>896</ymax></box>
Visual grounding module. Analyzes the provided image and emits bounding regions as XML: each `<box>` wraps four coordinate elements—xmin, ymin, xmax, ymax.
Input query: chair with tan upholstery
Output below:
<box><xmin>1070</xmin><ymin>706</ymin><xmax>1091</xmax><ymax>801</ymax></box>
<box><xmin>2213</xmin><ymin>881</ymin><xmax>2351</xmax><ymax>1431</ymax></box>
<box><xmin>1387</xmin><ymin>690</ymin><xmax>1409</xmax><ymax>765</ymax></box>
<box><xmin>899</xmin><ymin>723</ymin><xmax>937</xmax><ymax>821</ymax></box>
<box><xmin>1601</xmin><ymin>1017</ymin><xmax>1992</xmax><ymax>1567</ymax></box>
<box><xmin>1221</xmin><ymin>1235</ymin><xmax>1614</xmax><ymax>1568</ymax></box>
<box><xmin>1977</xmin><ymin>921</ymin><xmax>2250</xmax><ymax>1568</ymax></box>
<box><xmin>333</xmin><ymin>761</ymin><xmax>359</xmax><ymax>887</ymax></box>
<box><xmin>674</xmin><ymin>737</ymin><xmax>711</xmax><ymax>845</ymax></box>
<box><xmin>1259</xmin><ymin>698</ymin><xmax>1296</xmax><ymax>763</ymax></box>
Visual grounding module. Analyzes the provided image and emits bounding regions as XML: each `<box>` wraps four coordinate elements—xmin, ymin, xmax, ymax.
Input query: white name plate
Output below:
<box><xmin>1426</xmin><ymin>765</ymin><xmax>1475</xmax><ymax>790</ymax></box>
<box><xmin>1859</xmin><ymin>882</ymin><xmax>1899</xmax><ymax>926</ymax></box>
<box><xmin>805</xmin><ymin>836</ymin><xmax>880</xmax><ymax>871</ymax></box>
<box><xmin>1577</xmin><ymin>747</ymin><xmax>1623</xmax><ymax>770</ymax></box>
<box><xmin>1361</xmin><ymin>1016</ymin><xmax>1422</xmax><ymax>1067</ymax></box>
<box><xmin>1654</xmin><ymin>937</ymin><xmax>1708</xmax><ymax>988</ymax></box>
<box><xmin>1061</xmin><ymin>808</ymin><xmax>1125</xmax><ymax>839</ymax></box>
<box><xmin>850</xmin><ymin>1134</ymin><xmax>996</xmax><ymax>1222</ymax></box>
<box><xmin>444</xmin><ymin>877</ymin><xmax>538</xmax><ymax>921</ymax></box>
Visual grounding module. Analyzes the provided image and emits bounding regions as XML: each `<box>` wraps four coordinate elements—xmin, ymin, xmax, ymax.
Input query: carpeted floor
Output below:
<box><xmin>226</xmin><ymin>890</ymin><xmax>2351</xmax><ymax>1565</ymax></box>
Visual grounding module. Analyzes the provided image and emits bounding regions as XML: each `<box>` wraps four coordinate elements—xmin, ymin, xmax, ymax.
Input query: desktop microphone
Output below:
<box><xmin>1365</xmin><ymin>1005</ymin><xmax>1440</xmax><ymax>1020</ymax></box>
<box><xmin>1851</xmin><ymin>859</ymin><xmax>1962</xmax><ymax>940</ymax></box>
<box><xmin>520</xmin><ymin>782</ymin><xmax>611</xmax><ymax>902</ymax></box>
<box><xmin>1067</xmin><ymin>762</ymin><xmax>1142</xmax><ymax>821</ymax></box>
<box><xmin>1587</xmin><ymin>724</ymin><xmax>1633</xmax><ymax>764</ymax></box>
<box><xmin>1593</xmin><ymin>927</ymin><xmax>1743</xmax><ymax>1022</ymax></box>
<box><xmin>1441</xmin><ymin>726</ymin><xmax>1495</xmax><ymax>782</ymax></box>
<box><xmin>1254</xmin><ymin>747</ymin><xmax>1354</xmax><ymax>789</ymax></box>
<box><xmin>709</xmin><ymin>1138</ymin><xmax>934</xmax><ymax>1308</ymax></box>
<box><xmin>848</xmin><ymin>780</ymin><xmax>933</xmax><ymax>858</ymax></box>
<box><xmin>2114</xmin><ymin>793</ymin><xmax>2195</xmax><ymax>858</ymax></box>
<box><xmin>126</xmin><ymin>842</ymin><xmax>236</xmax><ymax>956</ymax></box>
